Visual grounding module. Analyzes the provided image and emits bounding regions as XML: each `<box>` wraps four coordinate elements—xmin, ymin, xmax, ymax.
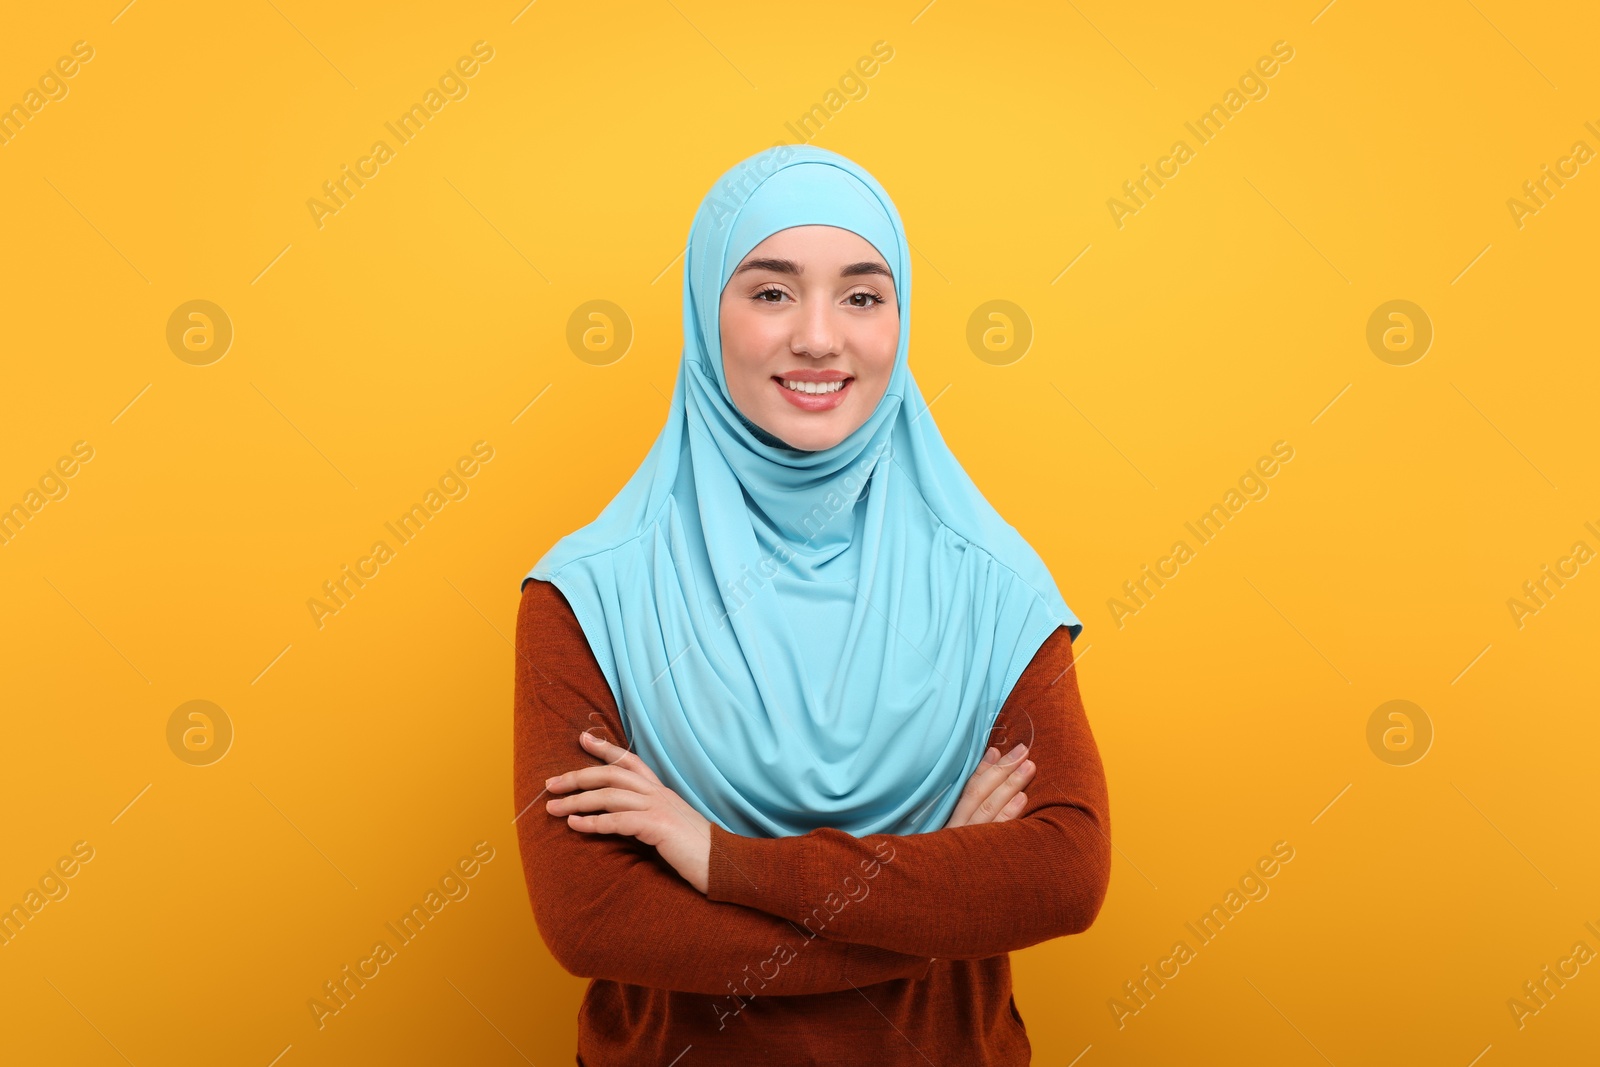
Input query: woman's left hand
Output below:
<box><xmin>546</xmin><ymin>730</ymin><xmax>713</xmax><ymax>894</ymax></box>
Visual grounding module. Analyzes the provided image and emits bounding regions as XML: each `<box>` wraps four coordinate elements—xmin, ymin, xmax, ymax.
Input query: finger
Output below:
<box><xmin>547</xmin><ymin>786</ymin><xmax>653</xmax><ymax>816</ymax></box>
<box><xmin>969</xmin><ymin>743</ymin><xmax>1029</xmax><ymax>801</ymax></box>
<box><xmin>580</xmin><ymin>730</ymin><xmax>663</xmax><ymax>785</ymax></box>
<box><xmin>546</xmin><ymin>763</ymin><xmax>653</xmax><ymax>796</ymax></box>
<box><xmin>566</xmin><ymin>809</ymin><xmax>649</xmax><ymax>838</ymax></box>
<box><xmin>972</xmin><ymin>759</ymin><xmax>1035</xmax><ymax>824</ymax></box>
<box><xmin>947</xmin><ymin>749</ymin><xmax>1001</xmax><ymax>826</ymax></box>
<box><xmin>946</xmin><ymin>746</ymin><xmax>1013</xmax><ymax>827</ymax></box>
<box><xmin>993</xmin><ymin>791</ymin><xmax>1027</xmax><ymax>823</ymax></box>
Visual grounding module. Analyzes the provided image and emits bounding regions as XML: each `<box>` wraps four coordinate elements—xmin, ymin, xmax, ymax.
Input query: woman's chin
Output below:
<box><xmin>767</xmin><ymin>412</ymin><xmax>855</xmax><ymax>452</ymax></box>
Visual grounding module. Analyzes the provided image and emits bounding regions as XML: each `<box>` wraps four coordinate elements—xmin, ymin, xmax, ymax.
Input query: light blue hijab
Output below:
<box><xmin>523</xmin><ymin>144</ymin><xmax>1080</xmax><ymax>838</ymax></box>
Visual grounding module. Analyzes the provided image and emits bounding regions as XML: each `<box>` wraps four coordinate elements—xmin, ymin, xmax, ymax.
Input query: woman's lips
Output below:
<box><xmin>773</xmin><ymin>376</ymin><xmax>852</xmax><ymax>411</ymax></box>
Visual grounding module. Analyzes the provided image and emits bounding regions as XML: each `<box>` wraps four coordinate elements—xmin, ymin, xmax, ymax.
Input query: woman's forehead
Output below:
<box><xmin>732</xmin><ymin>224</ymin><xmax>892</xmax><ymax>271</ymax></box>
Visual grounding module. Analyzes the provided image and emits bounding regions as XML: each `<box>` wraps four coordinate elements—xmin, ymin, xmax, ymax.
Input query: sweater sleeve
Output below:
<box><xmin>704</xmin><ymin>624</ymin><xmax>1111</xmax><ymax>961</ymax></box>
<box><xmin>513</xmin><ymin>578</ymin><xmax>935</xmax><ymax>996</ymax></box>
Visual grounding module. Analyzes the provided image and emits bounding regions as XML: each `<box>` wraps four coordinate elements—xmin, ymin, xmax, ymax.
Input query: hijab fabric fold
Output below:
<box><xmin>523</xmin><ymin>144</ymin><xmax>1081</xmax><ymax>838</ymax></box>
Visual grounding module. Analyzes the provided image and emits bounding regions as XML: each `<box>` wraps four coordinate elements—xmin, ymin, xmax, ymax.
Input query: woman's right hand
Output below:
<box><xmin>943</xmin><ymin>743</ymin><xmax>1035</xmax><ymax>829</ymax></box>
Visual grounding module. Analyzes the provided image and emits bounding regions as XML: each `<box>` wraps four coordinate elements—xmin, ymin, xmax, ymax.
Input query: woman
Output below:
<box><xmin>513</xmin><ymin>144</ymin><xmax>1110</xmax><ymax>1065</ymax></box>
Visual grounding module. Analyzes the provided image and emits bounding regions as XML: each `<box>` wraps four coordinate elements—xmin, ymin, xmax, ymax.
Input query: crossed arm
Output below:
<box><xmin>513</xmin><ymin>578</ymin><xmax>1111</xmax><ymax>994</ymax></box>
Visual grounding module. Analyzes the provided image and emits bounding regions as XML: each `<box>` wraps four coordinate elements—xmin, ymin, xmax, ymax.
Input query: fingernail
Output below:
<box><xmin>982</xmin><ymin>747</ymin><xmax>998</xmax><ymax>763</ymax></box>
<box><xmin>546</xmin><ymin>776</ymin><xmax>561</xmax><ymax>787</ymax></box>
<box><xmin>1020</xmin><ymin>760</ymin><xmax>1035</xmax><ymax>774</ymax></box>
<box><xmin>1008</xmin><ymin>743</ymin><xmax>1027</xmax><ymax>759</ymax></box>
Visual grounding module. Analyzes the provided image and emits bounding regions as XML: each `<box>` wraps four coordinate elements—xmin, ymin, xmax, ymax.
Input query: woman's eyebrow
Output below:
<box><xmin>733</xmin><ymin>258</ymin><xmax>893</xmax><ymax>279</ymax></box>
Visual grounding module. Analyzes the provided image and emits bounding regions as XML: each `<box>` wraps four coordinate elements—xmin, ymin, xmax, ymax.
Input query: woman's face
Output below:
<box><xmin>719</xmin><ymin>225</ymin><xmax>899</xmax><ymax>452</ymax></box>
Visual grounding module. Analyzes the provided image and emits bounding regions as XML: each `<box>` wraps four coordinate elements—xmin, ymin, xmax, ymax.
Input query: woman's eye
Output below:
<box><xmin>754</xmin><ymin>287</ymin><xmax>787</xmax><ymax>302</ymax></box>
<box><xmin>848</xmin><ymin>291</ymin><xmax>884</xmax><ymax>307</ymax></box>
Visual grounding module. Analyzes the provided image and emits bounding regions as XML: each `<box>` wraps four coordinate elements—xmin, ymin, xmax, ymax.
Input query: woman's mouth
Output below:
<box><xmin>774</xmin><ymin>375</ymin><xmax>852</xmax><ymax>411</ymax></box>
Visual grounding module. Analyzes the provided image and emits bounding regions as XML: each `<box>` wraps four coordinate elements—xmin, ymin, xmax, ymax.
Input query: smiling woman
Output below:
<box><xmin>719</xmin><ymin>225</ymin><xmax>899</xmax><ymax>452</ymax></box>
<box><xmin>513</xmin><ymin>144</ymin><xmax>1109</xmax><ymax>1065</ymax></box>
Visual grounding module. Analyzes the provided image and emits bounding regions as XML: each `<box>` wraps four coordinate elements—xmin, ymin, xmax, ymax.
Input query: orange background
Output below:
<box><xmin>2</xmin><ymin>1</ymin><xmax>1596</xmax><ymax>1063</ymax></box>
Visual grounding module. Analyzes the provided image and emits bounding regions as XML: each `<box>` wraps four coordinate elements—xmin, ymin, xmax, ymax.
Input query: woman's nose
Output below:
<box><xmin>791</xmin><ymin>299</ymin><xmax>839</xmax><ymax>359</ymax></box>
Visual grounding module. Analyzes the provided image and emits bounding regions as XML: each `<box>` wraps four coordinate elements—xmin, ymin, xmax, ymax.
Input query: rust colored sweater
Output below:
<box><xmin>513</xmin><ymin>577</ymin><xmax>1111</xmax><ymax>1066</ymax></box>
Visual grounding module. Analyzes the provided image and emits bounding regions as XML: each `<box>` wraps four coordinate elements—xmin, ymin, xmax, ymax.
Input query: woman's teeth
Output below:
<box><xmin>779</xmin><ymin>378</ymin><xmax>847</xmax><ymax>395</ymax></box>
